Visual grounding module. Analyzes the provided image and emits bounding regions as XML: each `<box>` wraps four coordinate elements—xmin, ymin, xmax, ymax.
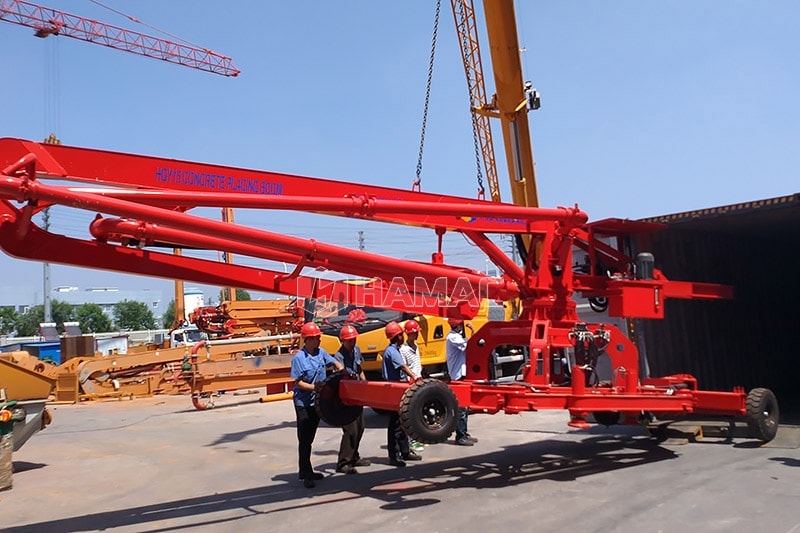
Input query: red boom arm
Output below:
<box><xmin>0</xmin><ymin>137</ymin><xmax>728</xmax><ymax>320</ymax></box>
<box><xmin>0</xmin><ymin>137</ymin><xmax>770</xmax><ymax>439</ymax></box>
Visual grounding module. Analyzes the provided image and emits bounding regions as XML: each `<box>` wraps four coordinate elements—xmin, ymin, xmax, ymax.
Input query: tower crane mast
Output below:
<box><xmin>0</xmin><ymin>0</ymin><xmax>239</xmax><ymax>77</ymax></box>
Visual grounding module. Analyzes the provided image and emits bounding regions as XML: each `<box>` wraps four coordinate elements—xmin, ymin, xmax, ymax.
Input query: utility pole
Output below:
<box><xmin>41</xmin><ymin>134</ymin><xmax>61</xmax><ymax>323</ymax></box>
<box><xmin>222</xmin><ymin>207</ymin><xmax>236</xmax><ymax>302</ymax></box>
<box><xmin>506</xmin><ymin>234</ymin><xmax>520</xmax><ymax>266</ymax></box>
<box><xmin>42</xmin><ymin>207</ymin><xmax>51</xmax><ymax>322</ymax></box>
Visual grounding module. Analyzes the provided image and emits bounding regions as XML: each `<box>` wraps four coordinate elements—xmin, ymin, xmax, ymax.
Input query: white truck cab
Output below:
<box><xmin>169</xmin><ymin>325</ymin><xmax>206</xmax><ymax>347</ymax></box>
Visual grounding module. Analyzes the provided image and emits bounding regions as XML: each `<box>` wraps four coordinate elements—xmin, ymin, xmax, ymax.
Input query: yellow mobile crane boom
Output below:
<box><xmin>451</xmin><ymin>0</ymin><xmax>540</xmax><ymax>209</ymax></box>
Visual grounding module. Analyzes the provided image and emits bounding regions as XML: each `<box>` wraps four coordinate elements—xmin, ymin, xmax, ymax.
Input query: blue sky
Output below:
<box><xmin>1</xmin><ymin>1</ymin><xmax>798</xmax><ymax>305</ymax></box>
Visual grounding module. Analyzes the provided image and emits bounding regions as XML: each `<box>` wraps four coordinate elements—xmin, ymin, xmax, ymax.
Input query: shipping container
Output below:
<box><xmin>630</xmin><ymin>193</ymin><xmax>800</xmax><ymax>420</ymax></box>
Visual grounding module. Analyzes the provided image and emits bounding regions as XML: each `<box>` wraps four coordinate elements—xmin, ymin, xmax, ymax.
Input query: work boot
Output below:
<box><xmin>465</xmin><ymin>433</ymin><xmax>479</xmax><ymax>443</ymax></box>
<box><xmin>402</xmin><ymin>451</ymin><xmax>422</xmax><ymax>461</ymax></box>
<box><xmin>455</xmin><ymin>436</ymin><xmax>474</xmax><ymax>446</ymax></box>
<box><xmin>389</xmin><ymin>456</ymin><xmax>406</xmax><ymax>467</ymax></box>
<box><xmin>353</xmin><ymin>458</ymin><xmax>372</xmax><ymax>467</ymax></box>
<box><xmin>336</xmin><ymin>464</ymin><xmax>358</xmax><ymax>474</ymax></box>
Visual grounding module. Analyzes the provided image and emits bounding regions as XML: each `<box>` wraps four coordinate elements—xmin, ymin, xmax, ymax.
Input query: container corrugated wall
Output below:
<box><xmin>632</xmin><ymin>194</ymin><xmax>800</xmax><ymax>418</ymax></box>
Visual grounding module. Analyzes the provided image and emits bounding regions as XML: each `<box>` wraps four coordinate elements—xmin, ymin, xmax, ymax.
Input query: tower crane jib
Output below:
<box><xmin>0</xmin><ymin>0</ymin><xmax>239</xmax><ymax>77</ymax></box>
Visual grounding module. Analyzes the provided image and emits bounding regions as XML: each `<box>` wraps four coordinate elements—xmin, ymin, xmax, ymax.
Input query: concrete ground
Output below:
<box><xmin>2</xmin><ymin>391</ymin><xmax>799</xmax><ymax>533</ymax></box>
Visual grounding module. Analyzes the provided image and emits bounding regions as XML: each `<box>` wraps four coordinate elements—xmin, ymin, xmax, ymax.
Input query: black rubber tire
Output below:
<box><xmin>315</xmin><ymin>371</ymin><xmax>363</xmax><ymax>427</ymax></box>
<box><xmin>745</xmin><ymin>387</ymin><xmax>779</xmax><ymax>443</ymax></box>
<box><xmin>399</xmin><ymin>379</ymin><xmax>458</xmax><ymax>444</ymax></box>
<box><xmin>592</xmin><ymin>411</ymin><xmax>621</xmax><ymax>427</ymax></box>
<box><xmin>588</xmin><ymin>297</ymin><xmax>609</xmax><ymax>313</ymax></box>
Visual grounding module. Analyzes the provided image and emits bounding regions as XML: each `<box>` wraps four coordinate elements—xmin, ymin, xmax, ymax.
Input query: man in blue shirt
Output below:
<box><xmin>291</xmin><ymin>321</ymin><xmax>343</xmax><ymax>488</ymax></box>
<box><xmin>382</xmin><ymin>321</ymin><xmax>421</xmax><ymax>466</ymax></box>
<box><xmin>334</xmin><ymin>324</ymin><xmax>372</xmax><ymax>474</ymax></box>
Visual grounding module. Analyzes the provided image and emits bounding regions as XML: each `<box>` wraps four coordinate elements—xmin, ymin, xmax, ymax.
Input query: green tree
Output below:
<box><xmin>75</xmin><ymin>303</ymin><xmax>112</xmax><ymax>333</ymax></box>
<box><xmin>162</xmin><ymin>300</ymin><xmax>176</xmax><ymax>328</ymax></box>
<box><xmin>15</xmin><ymin>299</ymin><xmax>74</xmax><ymax>336</ymax></box>
<box><xmin>219</xmin><ymin>288</ymin><xmax>251</xmax><ymax>302</ymax></box>
<box><xmin>0</xmin><ymin>306</ymin><xmax>18</xmax><ymax>335</ymax></box>
<box><xmin>15</xmin><ymin>305</ymin><xmax>43</xmax><ymax>336</ymax></box>
<box><xmin>51</xmin><ymin>299</ymin><xmax>75</xmax><ymax>330</ymax></box>
<box><xmin>113</xmin><ymin>300</ymin><xmax>156</xmax><ymax>330</ymax></box>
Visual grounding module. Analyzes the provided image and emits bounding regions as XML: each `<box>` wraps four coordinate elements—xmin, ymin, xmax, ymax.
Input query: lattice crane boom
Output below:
<box><xmin>0</xmin><ymin>0</ymin><xmax>239</xmax><ymax>77</ymax></box>
<box><xmin>451</xmin><ymin>0</ymin><xmax>501</xmax><ymax>203</ymax></box>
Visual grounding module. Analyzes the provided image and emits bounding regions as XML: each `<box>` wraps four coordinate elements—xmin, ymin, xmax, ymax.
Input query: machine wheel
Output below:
<box><xmin>399</xmin><ymin>379</ymin><xmax>458</xmax><ymax>444</ymax></box>
<box><xmin>592</xmin><ymin>411</ymin><xmax>621</xmax><ymax>427</ymax></box>
<box><xmin>315</xmin><ymin>371</ymin><xmax>363</xmax><ymax>427</ymax></box>
<box><xmin>745</xmin><ymin>388</ymin><xmax>779</xmax><ymax>443</ymax></box>
<box><xmin>588</xmin><ymin>297</ymin><xmax>609</xmax><ymax>313</ymax></box>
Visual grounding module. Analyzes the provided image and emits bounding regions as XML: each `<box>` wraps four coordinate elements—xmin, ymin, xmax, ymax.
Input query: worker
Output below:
<box><xmin>334</xmin><ymin>324</ymin><xmax>371</xmax><ymax>474</ymax></box>
<box><xmin>381</xmin><ymin>321</ymin><xmax>422</xmax><ymax>466</ymax></box>
<box><xmin>400</xmin><ymin>319</ymin><xmax>424</xmax><ymax>453</ymax></box>
<box><xmin>291</xmin><ymin>321</ymin><xmax>344</xmax><ymax>488</ymax></box>
<box><xmin>446</xmin><ymin>318</ymin><xmax>478</xmax><ymax>446</ymax></box>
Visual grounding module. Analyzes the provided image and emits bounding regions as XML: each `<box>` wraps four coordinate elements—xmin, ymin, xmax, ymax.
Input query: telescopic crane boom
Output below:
<box><xmin>451</xmin><ymin>0</ymin><xmax>538</xmax><ymax>207</ymax></box>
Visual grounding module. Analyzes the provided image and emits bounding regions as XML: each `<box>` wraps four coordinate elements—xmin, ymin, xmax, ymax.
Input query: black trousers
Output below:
<box><xmin>456</xmin><ymin>406</ymin><xmax>469</xmax><ymax>440</ymax></box>
<box><xmin>295</xmin><ymin>404</ymin><xmax>320</xmax><ymax>478</ymax></box>
<box><xmin>387</xmin><ymin>411</ymin><xmax>410</xmax><ymax>460</ymax></box>
<box><xmin>337</xmin><ymin>413</ymin><xmax>365</xmax><ymax>469</ymax></box>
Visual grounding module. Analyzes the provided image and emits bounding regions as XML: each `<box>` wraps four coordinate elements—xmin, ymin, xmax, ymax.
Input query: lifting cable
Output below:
<box><xmin>470</xmin><ymin>99</ymin><xmax>486</xmax><ymax>200</ymax></box>
<box><xmin>413</xmin><ymin>0</ymin><xmax>441</xmax><ymax>192</ymax></box>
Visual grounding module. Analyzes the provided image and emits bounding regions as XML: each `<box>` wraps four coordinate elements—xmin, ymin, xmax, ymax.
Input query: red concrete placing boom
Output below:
<box><xmin>0</xmin><ymin>138</ymin><xmax>779</xmax><ymax>445</ymax></box>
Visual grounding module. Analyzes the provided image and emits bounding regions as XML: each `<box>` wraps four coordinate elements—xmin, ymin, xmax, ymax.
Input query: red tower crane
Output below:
<box><xmin>0</xmin><ymin>0</ymin><xmax>239</xmax><ymax>77</ymax></box>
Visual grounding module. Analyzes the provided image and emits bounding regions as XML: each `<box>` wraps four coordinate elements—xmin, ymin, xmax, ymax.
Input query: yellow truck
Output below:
<box><xmin>318</xmin><ymin>299</ymin><xmax>510</xmax><ymax>381</ymax></box>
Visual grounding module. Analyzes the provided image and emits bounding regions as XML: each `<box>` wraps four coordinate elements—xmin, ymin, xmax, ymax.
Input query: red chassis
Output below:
<box><xmin>0</xmin><ymin>138</ymin><xmax>779</xmax><ymax>442</ymax></box>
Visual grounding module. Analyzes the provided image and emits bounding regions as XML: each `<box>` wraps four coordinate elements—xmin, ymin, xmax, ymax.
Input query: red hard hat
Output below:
<box><xmin>339</xmin><ymin>324</ymin><xmax>358</xmax><ymax>340</ymax></box>
<box><xmin>300</xmin><ymin>322</ymin><xmax>321</xmax><ymax>338</ymax></box>
<box><xmin>403</xmin><ymin>319</ymin><xmax>420</xmax><ymax>334</ymax></box>
<box><xmin>384</xmin><ymin>321</ymin><xmax>403</xmax><ymax>339</ymax></box>
<box><xmin>448</xmin><ymin>318</ymin><xmax>464</xmax><ymax>327</ymax></box>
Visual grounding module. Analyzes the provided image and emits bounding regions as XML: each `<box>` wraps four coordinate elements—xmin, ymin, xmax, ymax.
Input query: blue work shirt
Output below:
<box><xmin>335</xmin><ymin>345</ymin><xmax>363</xmax><ymax>376</ymax></box>
<box><xmin>291</xmin><ymin>347</ymin><xmax>337</xmax><ymax>407</ymax></box>
<box><xmin>382</xmin><ymin>344</ymin><xmax>406</xmax><ymax>382</ymax></box>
